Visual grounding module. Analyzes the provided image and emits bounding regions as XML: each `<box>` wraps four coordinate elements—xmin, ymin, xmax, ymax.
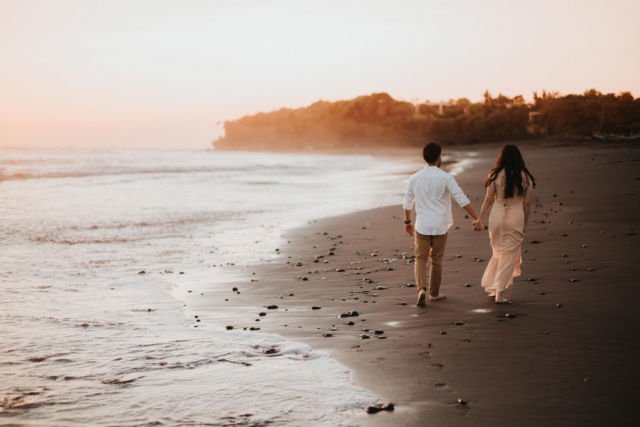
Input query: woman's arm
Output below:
<box><xmin>475</xmin><ymin>182</ymin><xmax>496</xmax><ymax>229</ymax></box>
<box><xmin>523</xmin><ymin>183</ymin><xmax>533</xmax><ymax>232</ymax></box>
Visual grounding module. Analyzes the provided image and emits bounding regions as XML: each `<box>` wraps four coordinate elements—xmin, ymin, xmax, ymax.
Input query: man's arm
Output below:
<box><xmin>447</xmin><ymin>176</ymin><xmax>478</xmax><ymax>219</ymax></box>
<box><xmin>403</xmin><ymin>209</ymin><xmax>414</xmax><ymax>236</ymax></box>
<box><xmin>463</xmin><ymin>203</ymin><xmax>479</xmax><ymax>221</ymax></box>
<box><xmin>402</xmin><ymin>177</ymin><xmax>415</xmax><ymax>236</ymax></box>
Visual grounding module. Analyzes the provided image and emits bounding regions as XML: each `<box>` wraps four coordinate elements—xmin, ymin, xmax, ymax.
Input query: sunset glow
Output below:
<box><xmin>1</xmin><ymin>0</ymin><xmax>639</xmax><ymax>149</ymax></box>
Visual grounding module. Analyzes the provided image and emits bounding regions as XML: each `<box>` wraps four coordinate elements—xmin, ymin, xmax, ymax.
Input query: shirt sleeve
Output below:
<box><xmin>447</xmin><ymin>175</ymin><xmax>471</xmax><ymax>207</ymax></box>
<box><xmin>402</xmin><ymin>175</ymin><xmax>415</xmax><ymax>210</ymax></box>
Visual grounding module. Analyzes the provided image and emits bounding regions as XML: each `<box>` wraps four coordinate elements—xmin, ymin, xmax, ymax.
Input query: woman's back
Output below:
<box><xmin>493</xmin><ymin>171</ymin><xmax>530</xmax><ymax>205</ymax></box>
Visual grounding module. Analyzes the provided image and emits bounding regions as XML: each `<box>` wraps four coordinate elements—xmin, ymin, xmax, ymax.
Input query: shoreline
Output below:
<box><xmin>190</xmin><ymin>140</ymin><xmax>640</xmax><ymax>426</ymax></box>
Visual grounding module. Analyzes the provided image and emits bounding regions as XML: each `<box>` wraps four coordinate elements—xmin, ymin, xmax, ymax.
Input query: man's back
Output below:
<box><xmin>403</xmin><ymin>166</ymin><xmax>469</xmax><ymax>236</ymax></box>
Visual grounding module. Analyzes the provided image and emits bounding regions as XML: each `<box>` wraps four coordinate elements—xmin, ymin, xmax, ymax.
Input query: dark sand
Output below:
<box><xmin>189</xmin><ymin>141</ymin><xmax>640</xmax><ymax>426</ymax></box>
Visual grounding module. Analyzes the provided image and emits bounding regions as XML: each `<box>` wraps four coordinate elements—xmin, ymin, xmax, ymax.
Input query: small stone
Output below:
<box><xmin>302</xmin><ymin>277</ymin><xmax>309</xmax><ymax>281</ymax></box>
<box><xmin>538</xmin><ymin>291</ymin><xmax>546</xmax><ymax>295</ymax></box>
<box><xmin>453</xmin><ymin>321</ymin><xmax>464</xmax><ymax>326</ymax></box>
<box><xmin>311</xmin><ymin>306</ymin><xmax>322</xmax><ymax>310</ymax></box>
<box><xmin>405</xmin><ymin>283</ymin><xmax>416</xmax><ymax>288</ymax></box>
<box><xmin>586</xmin><ymin>267</ymin><xmax>595</xmax><ymax>272</ymax></box>
<box><xmin>264</xmin><ymin>347</ymin><xmax>278</xmax><ymax>354</ymax></box>
<box><xmin>138</xmin><ymin>270</ymin><xmax>146</xmax><ymax>275</ymax></box>
<box><xmin>347</xmin><ymin>321</ymin><xmax>355</xmax><ymax>326</ymax></box>
<box><xmin>556</xmin><ymin>303</ymin><xmax>563</xmax><ymax>308</ymax></box>
<box><xmin>322</xmin><ymin>332</ymin><xmax>333</xmax><ymax>338</ymax></box>
<box><xmin>456</xmin><ymin>398</ymin><xmax>467</xmax><ymax>406</ymax></box>
<box><xmin>530</xmin><ymin>240</ymin><xmax>542</xmax><ymax>244</ymax></box>
<box><xmin>569</xmin><ymin>278</ymin><xmax>578</xmax><ymax>283</ymax></box>
<box><xmin>528</xmin><ymin>277</ymin><xmax>537</xmax><ymax>282</ymax></box>
<box><xmin>440</xmin><ymin>331</ymin><xmax>447</xmax><ymax>335</ymax></box>
<box><xmin>374</xmin><ymin>329</ymin><xmax>384</xmax><ymax>335</ymax></box>
<box><xmin>295</xmin><ymin>262</ymin><xmax>303</xmax><ymax>267</ymax></box>
<box><xmin>267</xmin><ymin>305</ymin><xmax>278</xmax><ymax>310</ymax></box>
<box><xmin>504</xmin><ymin>313</ymin><xmax>516</xmax><ymax>319</ymax></box>
<box><xmin>463</xmin><ymin>283</ymin><xmax>472</xmax><ymax>288</ymax></box>
<box><xmin>338</xmin><ymin>310</ymin><xmax>359</xmax><ymax>318</ymax></box>
<box><xmin>225</xmin><ymin>325</ymin><xmax>234</xmax><ymax>330</ymax></box>
<box><xmin>360</xmin><ymin>334</ymin><xmax>370</xmax><ymax>339</ymax></box>
<box><xmin>335</xmin><ymin>268</ymin><xmax>345</xmax><ymax>272</ymax></box>
<box><xmin>259</xmin><ymin>312</ymin><xmax>267</xmax><ymax>316</ymax></box>
<box><xmin>232</xmin><ymin>287</ymin><xmax>238</xmax><ymax>292</ymax></box>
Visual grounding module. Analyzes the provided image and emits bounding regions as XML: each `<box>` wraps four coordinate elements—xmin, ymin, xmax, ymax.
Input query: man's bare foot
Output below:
<box><xmin>429</xmin><ymin>294</ymin><xmax>446</xmax><ymax>301</ymax></box>
<box><xmin>416</xmin><ymin>289</ymin><xmax>426</xmax><ymax>307</ymax></box>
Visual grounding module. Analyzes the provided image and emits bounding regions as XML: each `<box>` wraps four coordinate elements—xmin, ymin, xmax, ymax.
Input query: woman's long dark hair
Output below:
<box><xmin>485</xmin><ymin>145</ymin><xmax>536</xmax><ymax>198</ymax></box>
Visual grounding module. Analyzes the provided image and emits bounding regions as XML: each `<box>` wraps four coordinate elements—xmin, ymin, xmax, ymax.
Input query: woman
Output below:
<box><xmin>473</xmin><ymin>145</ymin><xmax>536</xmax><ymax>303</ymax></box>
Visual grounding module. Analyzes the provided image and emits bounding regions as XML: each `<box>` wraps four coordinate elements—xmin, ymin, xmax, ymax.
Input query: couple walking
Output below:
<box><xmin>403</xmin><ymin>143</ymin><xmax>535</xmax><ymax>306</ymax></box>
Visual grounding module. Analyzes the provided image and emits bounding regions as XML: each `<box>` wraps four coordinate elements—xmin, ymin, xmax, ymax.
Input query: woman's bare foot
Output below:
<box><xmin>494</xmin><ymin>290</ymin><xmax>510</xmax><ymax>304</ymax></box>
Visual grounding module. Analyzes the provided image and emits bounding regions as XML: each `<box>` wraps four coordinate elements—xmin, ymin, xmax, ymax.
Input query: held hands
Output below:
<box><xmin>472</xmin><ymin>218</ymin><xmax>484</xmax><ymax>232</ymax></box>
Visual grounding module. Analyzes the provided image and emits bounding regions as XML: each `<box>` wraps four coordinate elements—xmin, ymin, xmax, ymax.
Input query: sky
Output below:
<box><xmin>1</xmin><ymin>0</ymin><xmax>639</xmax><ymax>150</ymax></box>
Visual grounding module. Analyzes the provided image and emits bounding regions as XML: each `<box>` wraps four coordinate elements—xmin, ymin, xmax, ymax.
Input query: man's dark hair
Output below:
<box><xmin>423</xmin><ymin>143</ymin><xmax>442</xmax><ymax>164</ymax></box>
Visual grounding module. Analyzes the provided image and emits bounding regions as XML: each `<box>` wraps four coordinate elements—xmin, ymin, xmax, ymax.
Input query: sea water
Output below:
<box><xmin>0</xmin><ymin>149</ymin><xmax>416</xmax><ymax>426</ymax></box>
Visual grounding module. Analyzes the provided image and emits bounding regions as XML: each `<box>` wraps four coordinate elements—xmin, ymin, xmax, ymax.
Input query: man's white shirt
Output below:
<box><xmin>403</xmin><ymin>165</ymin><xmax>470</xmax><ymax>236</ymax></box>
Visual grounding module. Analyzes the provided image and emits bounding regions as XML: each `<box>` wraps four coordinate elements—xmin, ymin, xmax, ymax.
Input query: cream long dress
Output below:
<box><xmin>481</xmin><ymin>172</ymin><xmax>532</xmax><ymax>295</ymax></box>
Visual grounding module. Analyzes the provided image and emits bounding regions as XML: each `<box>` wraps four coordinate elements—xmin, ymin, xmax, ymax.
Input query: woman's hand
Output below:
<box><xmin>472</xmin><ymin>219</ymin><xmax>484</xmax><ymax>231</ymax></box>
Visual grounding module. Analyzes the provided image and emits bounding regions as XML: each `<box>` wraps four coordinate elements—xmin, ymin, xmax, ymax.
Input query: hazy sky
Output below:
<box><xmin>1</xmin><ymin>0</ymin><xmax>639</xmax><ymax>149</ymax></box>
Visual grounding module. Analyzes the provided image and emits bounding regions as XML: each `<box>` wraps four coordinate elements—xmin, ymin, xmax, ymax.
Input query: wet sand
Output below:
<box><xmin>189</xmin><ymin>141</ymin><xmax>640</xmax><ymax>426</ymax></box>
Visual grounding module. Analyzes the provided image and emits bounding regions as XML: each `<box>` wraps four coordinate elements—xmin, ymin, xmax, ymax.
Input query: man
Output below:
<box><xmin>403</xmin><ymin>142</ymin><xmax>480</xmax><ymax>307</ymax></box>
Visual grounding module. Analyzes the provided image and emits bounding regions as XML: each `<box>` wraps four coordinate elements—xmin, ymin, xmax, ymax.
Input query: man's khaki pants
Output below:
<box><xmin>414</xmin><ymin>232</ymin><xmax>448</xmax><ymax>297</ymax></box>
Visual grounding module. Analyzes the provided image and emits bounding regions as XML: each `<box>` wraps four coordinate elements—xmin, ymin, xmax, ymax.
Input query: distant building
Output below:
<box><xmin>527</xmin><ymin>111</ymin><xmax>547</xmax><ymax>135</ymax></box>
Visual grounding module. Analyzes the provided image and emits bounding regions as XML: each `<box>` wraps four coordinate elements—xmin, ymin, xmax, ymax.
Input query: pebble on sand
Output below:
<box><xmin>225</xmin><ymin>325</ymin><xmax>234</xmax><ymax>330</ymax></box>
<box><xmin>339</xmin><ymin>311</ymin><xmax>360</xmax><ymax>318</ymax></box>
<box><xmin>453</xmin><ymin>321</ymin><xmax>464</xmax><ymax>326</ymax></box>
<box><xmin>366</xmin><ymin>402</ymin><xmax>395</xmax><ymax>414</ymax></box>
<box><xmin>311</xmin><ymin>306</ymin><xmax>322</xmax><ymax>310</ymax></box>
<box><xmin>266</xmin><ymin>305</ymin><xmax>278</xmax><ymax>310</ymax></box>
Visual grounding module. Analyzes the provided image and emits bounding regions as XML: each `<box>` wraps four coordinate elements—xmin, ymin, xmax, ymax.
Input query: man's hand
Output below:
<box><xmin>472</xmin><ymin>219</ymin><xmax>484</xmax><ymax>231</ymax></box>
<box><xmin>405</xmin><ymin>223</ymin><xmax>414</xmax><ymax>236</ymax></box>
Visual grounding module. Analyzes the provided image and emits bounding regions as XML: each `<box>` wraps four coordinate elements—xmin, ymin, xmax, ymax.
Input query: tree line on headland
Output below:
<box><xmin>213</xmin><ymin>90</ymin><xmax>640</xmax><ymax>150</ymax></box>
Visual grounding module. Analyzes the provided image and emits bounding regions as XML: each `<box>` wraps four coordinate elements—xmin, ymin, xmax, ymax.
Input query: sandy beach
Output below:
<box><xmin>187</xmin><ymin>140</ymin><xmax>640</xmax><ymax>426</ymax></box>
